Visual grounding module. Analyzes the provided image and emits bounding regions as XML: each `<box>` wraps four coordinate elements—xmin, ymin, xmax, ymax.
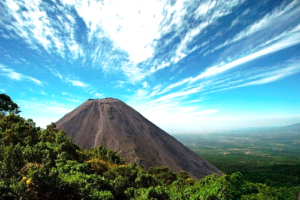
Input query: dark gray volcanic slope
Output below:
<box><xmin>56</xmin><ymin>98</ymin><xmax>222</xmax><ymax>179</ymax></box>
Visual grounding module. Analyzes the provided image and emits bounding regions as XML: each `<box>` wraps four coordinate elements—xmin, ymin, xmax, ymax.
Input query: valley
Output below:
<box><xmin>175</xmin><ymin>125</ymin><xmax>300</xmax><ymax>187</ymax></box>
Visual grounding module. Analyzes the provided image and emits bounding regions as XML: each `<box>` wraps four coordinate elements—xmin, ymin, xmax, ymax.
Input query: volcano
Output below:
<box><xmin>56</xmin><ymin>98</ymin><xmax>221</xmax><ymax>179</ymax></box>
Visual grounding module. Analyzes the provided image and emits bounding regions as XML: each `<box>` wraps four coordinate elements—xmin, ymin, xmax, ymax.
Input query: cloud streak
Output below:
<box><xmin>1</xmin><ymin>0</ymin><xmax>83</xmax><ymax>59</ymax></box>
<box><xmin>68</xmin><ymin>80</ymin><xmax>88</xmax><ymax>88</ymax></box>
<box><xmin>46</xmin><ymin>67</ymin><xmax>89</xmax><ymax>88</ymax></box>
<box><xmin>227</xmin><ymin>61</ymin><xmax>300</xmax><ymax>89</ymax></box>
<box><xmin>0</xmin><ymin>64</ymin><xmax>43</xmax><ymax>85</ymax></box>
<box><xmin>151</xmin><ymin>0</ymin><xmax>242</xmax><ymax>72</ymax></box>
<box><xmin>143</xmin><ymin>57</ymin><xmax>300</xmax><ymax>126</ymax></box>
<box><xmin>191</xmin><ymin>26</ymin><xmax>300</xmax><ymax>83</ymax></box>
<box><xmin>208</xmin><ymin>0</ymin><xmax>300</xmax><ymax>55</ymax></box>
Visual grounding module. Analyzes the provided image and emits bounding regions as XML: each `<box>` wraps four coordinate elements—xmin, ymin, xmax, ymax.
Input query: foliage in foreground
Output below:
<box><xmin>0</xmin><ymin>95</ymin><xmax>299</xmax><ymax>199</ymax></box>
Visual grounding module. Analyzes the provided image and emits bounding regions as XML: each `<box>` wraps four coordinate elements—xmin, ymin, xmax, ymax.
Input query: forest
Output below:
<box><xmin>0</xmin><ymin>94</ymin><xmax>300</xmax><ymax>199</ymax></box>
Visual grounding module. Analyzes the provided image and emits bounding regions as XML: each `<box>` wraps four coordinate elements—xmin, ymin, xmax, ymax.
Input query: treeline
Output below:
<box><xmin>0</xmin><ymin>94</ymin><xmax>299</xmax><ymax>199</ymax></box>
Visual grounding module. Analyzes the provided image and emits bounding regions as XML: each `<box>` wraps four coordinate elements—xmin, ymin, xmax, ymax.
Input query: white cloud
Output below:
<box><xmin>148</xmin><ymin>83</ymin><xmax>206</xmax><ymax>105</ymax></box>
<box><xmin>115</xmin><ymin>81</ymin><xmax>125</xmax><ymax>88</ymax></box>
<box><xmin>142</xmin><ymin>60</ymin><xmax>300</xmax><ymax>127</ymax></box>
<box><xmin>156</xmin><ymin>77</ymin><xmax>193</xmax><ymax>96</ymax></box>
<box><xmin>69</xmin><ymin>80</ymin><xmax>88</xmax><ymax>88</ymax></box>
<box><xmin>0</xmin><ymin>64</ymin><xmax>43</xmax><ymax>85</ymax></box>
<box><xmin>153</xmin><ymin>0</ymin><xmax>241</xmax><ymax>72</ymax></box>
<box><xmin>201</xmin><ymin>59</ymin><xmax>300</xmax><ymax>93</ymax></box>
<box><xmin>57</xmin><ymin>0</ymin><xmax>243</xmax><ymax>80</ymax></box>
<box><xmin>8</xmin><ymin>71</ymin><xmax>22</xmax><ymax>80</ymax></box>
<box><xmin>134</xmin><ymin>60</ymin><xmax>299</xmax><ymax>131</ymax></box>
<box><xmin>67</xmin><ymin>0</ymin><xmax>165</xmax><ymax>64</ymax></box>
<box><xmin>48</xmin><ymin>68</ymin><xmax>63</xmax><ymax>80</ymax></box>
<box><xmin>95</xmin><ymin>93</ymin><xmax>103</xmax><ymax>98</ymax></box>
<box><xmin>210</xmin><ymin>0</ymin><xmax>300</xmax><ymax>54</ymax></box>
<box><xmin>235</xmin><ymin>1</ymin><xmax>298</xmax><ymax>42</ymax></box>
<box><xmin>1</xmin><ymin>0</ymin><xmax>245</xmax><ymax>83</ymax></box>
<box><xmin>195</xmin><ymin>1</ymin><xmax>216</xmax><ymax>17</ymax></box>
<box><xmin>28</xmin><ymin>77</ymin><xmax>42</xmax><ymax>85</ymax></box>
<box><xmin>133</xmin><ymin>89</ymin><xmax>149</xmax><ymax>102</ymax></box>
<box><xmin>2</xmin><ymin>0</ymin><xmax>83</xmax><ymax>59</ymax></box>
<box><xmin>191</xmin><ymin>28</ymin><xmax>300</xmax><ymax>83</ymax></box>
<box><xmin>47</xmin><ymin>67</ymin><xmax>89</xmax><ymax>88</ymax></box>
<box><xmin>130</xmin><ymin>96</ymin><xmax>218</xmax><ymax>132</ymax></box>
<box><xmin>142</xmin><ymin>81</ymin><xmax>148</xmax><ymax>88</ymax></box>
<box><xmin>171</xmin><ymin>22</ymin><xmax>209</xmax><ymax>64</ymax></box>
<box><xmin>120</xmin><ymin>62</ymin><xmax>151</xmax><ymax>83</ymax></box>
<box><xmin>235</xmin><ymin>62</ymin><xmax>300</xmax><ymax>88</ymax></box>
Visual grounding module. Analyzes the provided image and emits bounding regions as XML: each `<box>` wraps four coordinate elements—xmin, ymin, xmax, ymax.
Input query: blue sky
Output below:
<box><xmin>1</xmin><ymin>0</ymin><xmax>300</xmax><ymax>133</ymax></box>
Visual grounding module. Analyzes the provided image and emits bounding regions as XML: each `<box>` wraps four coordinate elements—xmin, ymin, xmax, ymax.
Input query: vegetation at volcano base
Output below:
<box><xmin>175</xmin><ymin>129</ymin><xmax>300</xmax><ymax>188</ymax></box>
<box><xmin>0</xmin><ymin>93</ymin><xmax>299</xmax><ymax>199</ymax></box>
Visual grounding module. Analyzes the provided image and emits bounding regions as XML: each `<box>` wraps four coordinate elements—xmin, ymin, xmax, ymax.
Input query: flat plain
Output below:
<box><xmin>174</xmin><ymin>124</ymin><xmax>300</xmax><ymax>187</ymax></box>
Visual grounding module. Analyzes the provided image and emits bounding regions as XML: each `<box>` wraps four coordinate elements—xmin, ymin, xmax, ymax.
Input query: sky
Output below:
<box><xmin>1</xmin><ymin>0</ymin><xmax>300</xmax><ymax>133</ymax></box>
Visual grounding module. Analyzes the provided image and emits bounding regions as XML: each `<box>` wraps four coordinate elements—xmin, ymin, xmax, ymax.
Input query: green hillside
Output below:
<box><xmin>0</xmin><ymin>94</ymin><xmax>299</xmax><ymax>199</ymax></box>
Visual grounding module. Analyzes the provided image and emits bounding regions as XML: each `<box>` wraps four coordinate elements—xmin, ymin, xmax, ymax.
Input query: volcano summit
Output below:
<box><xmin>56</xmin><ymin>98</ymin><xmax>221</xmax><ymax>179</ymax></box>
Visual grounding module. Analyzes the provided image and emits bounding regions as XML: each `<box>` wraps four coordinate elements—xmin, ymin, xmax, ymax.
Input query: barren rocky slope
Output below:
<box><xmin>56</xmin><ymin>98</ymin><xmax>222</xmax><ymax>179</ymax></box>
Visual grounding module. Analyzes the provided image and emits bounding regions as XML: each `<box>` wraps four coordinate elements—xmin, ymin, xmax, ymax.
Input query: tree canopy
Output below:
<box><xmin>0</xmin><ymin>93</ymin><xmax>21</xmax><ymax>115</ymax></box>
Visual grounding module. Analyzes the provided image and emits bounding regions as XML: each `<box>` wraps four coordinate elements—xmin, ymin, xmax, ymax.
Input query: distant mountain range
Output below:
<box><xmin>232</xmin><ymin>122</ymin><xmax>300</xmax><ymax>137</ymax></box>
<box><xmin>277</xmin><ymin>122</ymin><xmax>300</xmax><ymax>132</ymax></box>
<box><xmin>56</xmin><ymin>98</ymin><xmax>222</xmax><ymax>179</ymax></box>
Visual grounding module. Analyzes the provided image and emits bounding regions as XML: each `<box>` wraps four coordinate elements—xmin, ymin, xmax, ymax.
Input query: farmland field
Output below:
<box><xmin>175</xmin><ymin>125</ymin><xmax>300</xmax><ymax>187</ymax></box>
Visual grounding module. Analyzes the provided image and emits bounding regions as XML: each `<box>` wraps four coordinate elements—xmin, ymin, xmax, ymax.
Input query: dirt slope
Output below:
<box><xmin>56</xmin><ymin>98</ymin><xmax>222</xmax><ymax>179</ymax></box>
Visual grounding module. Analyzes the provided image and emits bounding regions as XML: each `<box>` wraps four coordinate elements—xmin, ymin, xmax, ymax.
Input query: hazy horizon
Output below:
<box><xmin>1</xmin><ymin>0</ymin><xmax>299</xmax><ymax>131</ymax></box>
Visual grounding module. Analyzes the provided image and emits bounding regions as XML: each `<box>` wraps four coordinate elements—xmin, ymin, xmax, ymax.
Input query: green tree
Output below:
<box><xmin>0</xmin><ymin>94</ymin><xmax>21</xmax><ymax>115</ymax></box>
<box><xmin>148</xmin><ymin>167</ymin><xmax>177</xmax><ymax>185</ymax></box>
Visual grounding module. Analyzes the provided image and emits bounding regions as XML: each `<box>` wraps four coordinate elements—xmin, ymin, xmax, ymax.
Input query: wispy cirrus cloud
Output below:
<box><xmin>46</xmin><ymin>67</ymin><xmax>89</xmax><ymax>88</ymax></box>
<box><xmin>67</xmin><ymin>80</ymin><xmax>88</xmax><ymax>88</ymax></box>
<box><xmin>130</xmin><ymin>90</ymin><xmax>219</xmax><ymax>132</ymax></box>
<box><xmin>191</xmin><ymin>26</ymin><xmax>300</xmax><ymax>83</ymax></box>
<box><xmin>134</xmin><ymin>57</ymin><xmax>300</xmax><ymax>132</ymax></box>
<box><xmin>149</xmin><ymin>57</ymin><xmax>300</xmax><ymax>105</ymax></box>
<box><xmin>45</xmin><ymin>67</ymin><xmax>103</xmax><ymax>100</ymax></box>
<box><xmin>141</xmin><ymin>49</ymin><xmax>300</xmax><ymax>125</ymax></box>
<box><xmin>152</xmin><ymin>77</ymin><xmax>193</xmax><ymax>97</ymax></box>
<box><xmin>218</xmin><ymin>61</ymin><xmax>300</xmax><ymax>91</ymax></box>
<box><xmin>146</xmin><ymin>27</ymin><xmax>300</xmax><ymax>104</ymax></box>
<box><xmin>1</xmin><ymin>0</ymin><xmax>83</xmax><ymax>59</ymax></box>
<box><xmin>58</xmin><ymin>0</ymin><xmax>244</xmax><ymax>81</ymax></box>
<box><xmin>151</xmin><ymin>0</ymin><xmax>242</xmax><ymax>72</ymax></box>
<box><xmin>0</xmin><ymin>64</ymin><xmax>43</xmax><ymax>85</ymax></box>
<box><xmin>2</xmin><ymin>0</ymin><xmax>298</xmax><ymax>87</ymax></box>
<box><xmin>208</xmin><ymin>0</ymin><xmax>300</xmax><ymax>56</ymax></box>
